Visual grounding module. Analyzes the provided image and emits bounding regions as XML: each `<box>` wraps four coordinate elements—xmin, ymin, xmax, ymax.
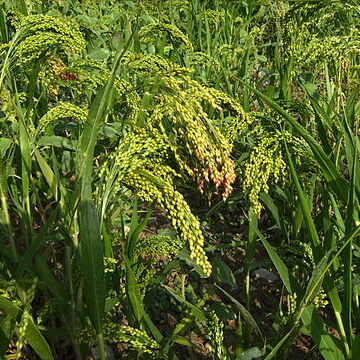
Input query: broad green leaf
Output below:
<box><xmin>212</xmin><ymin>259</ymin><xmax>236</xmax><ymax>287</ymax></box>
<box><xmin>301</xmin><ymin>305</ymin><xmax>344</xmax><ymax>360</ymax></box>
<box><xmin>255</xmin><ymin>228</ymin><xmax>300</xmax><ymax>295</ymax></box>
<box><xmin>88</xmin><ymin>48</ymin><xmax>111</xmax><ymax>61</ymax></box>
<box><xmin>80</xmin><ymin>201</ymin><xmax>105</xmax><ymax>333</ymax></box>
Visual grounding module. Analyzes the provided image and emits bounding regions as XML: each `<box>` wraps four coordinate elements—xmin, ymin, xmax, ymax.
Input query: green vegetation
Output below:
<box><xmin>0</xmin><ymin>0</ymin><xmax>360</xmax><ymax>359</ymax></box>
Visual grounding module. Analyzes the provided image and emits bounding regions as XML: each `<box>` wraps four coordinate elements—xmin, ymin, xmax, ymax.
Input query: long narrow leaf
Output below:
<box><xmin>80</xmin><ymin>201</ymin><xmax>105</xmax><ymax>333</ymax></box>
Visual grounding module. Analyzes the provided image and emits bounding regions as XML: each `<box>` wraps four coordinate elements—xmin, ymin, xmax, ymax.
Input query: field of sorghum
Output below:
<box><xmin>1</xmin><ymin>0</ymin><xmax>360</xmax><ymax>359</ymax></box>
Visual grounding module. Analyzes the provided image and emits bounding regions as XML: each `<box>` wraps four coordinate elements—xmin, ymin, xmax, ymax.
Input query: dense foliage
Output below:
<box><xmin>0</xmin><ymin>0</ymin><xmax>360</xmax><ymax>359</ymax></box>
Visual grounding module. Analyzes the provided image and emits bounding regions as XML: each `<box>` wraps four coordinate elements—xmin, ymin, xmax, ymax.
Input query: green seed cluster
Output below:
<box><xmin>133</xmin><ymin>234</ymin><xmax>181</xmax><ymax>292</ymax></box>
<box><xmin>185</xmin><ymin>52</ymin><xmax>221</xmax><ymax>72</ymax></box>
<box><xmin>65</xmin><ymin>59</ymin><xmax>108</xmax><ymax>87</ymax></box>
<box><xmin>242</xmin><ymin>119</ymin><xmax>316</xmax><ymax>215</ymax></box>
<box><xmin>206</xmin><ymin>311</ymin><xmax>225</xmax><ymax>360</ymax></box>
<box><xmin>135</xmin><ymin>265</ymin><xmax>158</xmax><ymax>293</ymax></box>
<box><xmin>103</xmin><ymin>257</ymin><xmax>118</xmax><ymax>273</ymax></box>
<box><xmin>98</xmin><ymin>129</ymin><xmax>174</xmax><ymax>200</ymax></box>
<box><xmin>279</xmin><ymin>293</ymin><xmax>297</xmax><ymax>325</ymax></box>
<box><xmin>280</xmin><ymin>240</ymin><xmax>314</xmax><ymax>286</ymax></box>
<box><xmin>42</xmin><ymin>57</ymin><xmax>140</xmax><ymax>123</ymax></box>
<box><xmin>283</xmin><ymin>2</ymin><xmax>360</xmax><ymax>76</ymax></box>
<box><xmin>139</xmin><ymin>0</ymin><xmax>190</xmax><ymax>19</ymax></box>
<box><xmin>202</xmin><ymin>9</ymin><xmax>226</xmax><ymax>25</ymax></box>
<box><xmin>134</xmin><ymin>235</ymin><xmax>182</xmax><ymax>258</ymax></box>
<box><xmin>106</xmin><ymin>324</ymin><xmax>159</xmax><ymax>354</ymax></box>
<box><xmin>147</xmin><ymin>74</ymin><xmax>241</xmax><ymax>200</ymax></box>
<box><xmin>15</xmin><ymin>14</ymin><xmax>85</xmax><ymax>64</ymax></box>
<box><xmin>242</xmin><ymin>129</ymin><xmax>287</xmax><ymax>215</ymax></box>
<box><xmin>123</xmin><ymin>53</ymin><xmax>171</xmax><ymax>74</ymax></box>
<box><xmin>125</xmin><ymin>176</ymin><xmax>212</xmax><ymax>276</ymax></box>
<box><xmin>0</xmin><ymin>88</ymin><xmax>18</xmax><ymax>123</ymax></box>
<box><xmin>76</xmin><ymin>319</ymin><xmax>159</xmax><ymax>356</ymax></box>
<box><xmin>16</xmin><ymin>308</ymin><xmax>30</xmax><ymax>359</ymax></box>
<box><xmin>0</xmin><ymin>280</ymin><xmax>20</xmax><ymax>305</ymax></box>
<box><xmin>313</xmin><ymin>290</ymin><xmax>329</xmax><ymax>309</ymax></box>
<box><xmin>36</xmin><ymin>102</ymin><xmax>87</xmax><ymax>135</ymax></box>
<box><xmin>37</xmin><ymin>299</ymin><xmax>57</xmax><ymax>325</ymax></box>
<box><xmin>139</xmin><ymin>22</ymin><xmax>194</xmax><ymax>52</ymax></box>
<box><xmin>98</xmin><ymin>130</ymin><xmax>212</xmax><ymax>276</ymax></box>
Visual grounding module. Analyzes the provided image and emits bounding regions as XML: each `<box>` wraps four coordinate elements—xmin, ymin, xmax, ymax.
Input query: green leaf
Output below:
<box><xmin>171</xmin><ymin>335</ymin><xmax>203</xmax><ymax>351</ymax></box>
<box><xmin>88</xmin><ymin>48</ymin><xmax>111</xmax><ymax>61</ymax></box>
<box><xmin>127</xmin><ymin>204</ymin><xmax>154</xmax><ymax>262</ymax></box>
<box><xmin>238</xmin><ymin>347</ymin><xmax>263</xmax><ymax>360</ymax></box>
<box><xmin>0</xmin><ymin>314</ymin><xmax>14</xmax><ymax>356</ymax></box>
<box><xmin>283</xmin><ymin>134</ymin><xmax>320</xmax><ymax>254</ymax></box>
<box><xmin>216</xmin><ymin>285</ymin><xmax>264</xmax><ymax>343</ymax></box>
<box><xmin>124</xmin><ymin>255</ymin><xmax>144</xmax><ymax>322</ymax></box>
<box><xmin>264</xmin><ymin>330</ymin><xmax>293</xmax><ymax>360</ymax></box>
<box><xmin>0</xmin><ymin>296</ymin><xmax>53</xmax><ymax>360</ymax></box>
<box><xmin>163</xmin><ymin>285</ymin><xmax>207</xmax><ymax>322</ymax></box>
<box><xmin>212</xmin><ymin>259</ymin><xmax>236</xmax><ymax>287</ymax></box>
<box><xmin>80</xmin><ymin>201</ymin><xmax>105</xmax><ymax>333</ymax></box>
<box><xmin>35</xmin><ymin>255</ymin><xmax>68</xmax><ymax>305</ymax></box>
<box><xmin>303</xmin><ymin>253</ymin><xmax>330</xmax><ymax>306</ymax></box>
<box><xmin>37</xmin><ymin>136</ymin><xmax>75</xmax><ymax>151</ymax></box>
<box><xmin>301</xmin><ymin>305</ymin><xmax>344</xmax><ymax>360</ymax></box>
<box><xmin>210</xmin><ymin>302</ymin><xmax>236</xmax><ymax>320</ymax></box>
<box><xmin>351</xmin><ymin>335</ymin><xmax>360</xmax><ymax>360</ymax></box>
<box><xmin>178</xmin><ymin>248</ymin><xmax>206</xmax><ymax>277</ymax></box>
<box><xmin>34</xmin><ymin>149</ymin><xmax>58</xmax><ymax>200</ymax></box>
<box><xmin>0</xmin><ymin>138</ymin><xmax>12</xmax><ymax>158</ymax></box>
<box><xmin>255</xmin><ymin>228</ymin><xmax>300</xmax><ymax>295</ymax></box>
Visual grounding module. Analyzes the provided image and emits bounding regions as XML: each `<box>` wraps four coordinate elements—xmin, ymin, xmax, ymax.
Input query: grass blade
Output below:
<box><xmin>79</xmin><ymin>201</ymin><xmax>105</xmax><ymax>333</ymax></box>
